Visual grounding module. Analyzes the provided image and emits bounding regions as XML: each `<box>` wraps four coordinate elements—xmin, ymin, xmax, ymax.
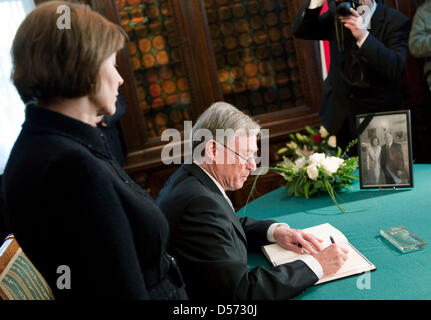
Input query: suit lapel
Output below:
<box><xmin>342</xmin><ymin>3</ymin><xmax>386</xmax><ymax>85</ymax></box>
<box><xmin>183</xmin><ymin>163</ymin><xmax>224</xmax><ymax>195</ymax></box>
<box><xmin>370</xmin><ymin>3</ymin><xmax>385</xmax><ymax>40</ymax></box>
<box><xmin>183</xmin><ymin>163</ymin><xmax>248</xmax><ymax>244</ymax></box>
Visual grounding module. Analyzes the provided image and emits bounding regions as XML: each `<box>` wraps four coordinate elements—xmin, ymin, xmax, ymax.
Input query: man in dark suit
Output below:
<box><xmin>291</xmin><ymin>0</ymin><xmax>410</xmax><ymax>151</ymax></box>
<box><xmin>380</xmin><ymin>131</ymin><xmax>407</xmax><ymax>184</ymax></box>
<box><xmin>157</xmin><ymin>102</ymin><xmax>348</xmax><ymax>300</ymax></box>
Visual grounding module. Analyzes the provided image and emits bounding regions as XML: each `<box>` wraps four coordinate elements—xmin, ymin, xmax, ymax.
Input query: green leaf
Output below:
<box><xmin>314</xmin><ymin>180</ymin><xmax>324</xmax><ymax>189</ymax></box>
<box><xmin>305</xmin><ymin>125</ymin><xmax>315</xmax><ymax>135</ymax></box>
<box><xmin>243</xmin><ymin>169</ymin><xmax>263</xmax><ymax>215</ymax></box>
<box><xmin>304</xmin><ymin>180</ymin><xmax>311</xmax><ymax>199</ymax></box>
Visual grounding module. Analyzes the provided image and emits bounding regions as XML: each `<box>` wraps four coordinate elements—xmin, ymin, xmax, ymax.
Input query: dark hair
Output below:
<box><xmin>11</xmin><ymin>1</ymin><xmax>126</xmax><ymax>104</ymax></box>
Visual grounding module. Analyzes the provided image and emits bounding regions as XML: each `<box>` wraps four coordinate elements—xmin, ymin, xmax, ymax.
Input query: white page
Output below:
<box><xmin>262</xmin><ymin>223</ymin><xmax>375</xmax><ymax>284</ymax></box>
<box><xmin>315</xmin><ymin>243</ymin><xmax>375</xmax><ymax>284</ymax></box>
<box><xmin>263</xmin><ymin>223</ymin><xmax>348</xmax><ymax>265</ymax></box>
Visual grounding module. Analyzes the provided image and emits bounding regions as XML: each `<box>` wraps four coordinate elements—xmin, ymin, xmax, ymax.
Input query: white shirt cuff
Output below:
<box><xmin>267</xmin><ymin>223</ymin><xmax>290</xmax><ymax>243</ymax></box>
<box><xmin>309</xmin><ymin>0</ymin><xmax>326</xmax><ymax>9</ymax></box>
<box><xmin>297</xmin><ymin>255</ymin><xmax>324</xmax><ymax>279</ymax></box>
<box><xmin>356</xmin><ymin>31</ymin><xmax>370</xmax><ymax>48</ymax></box>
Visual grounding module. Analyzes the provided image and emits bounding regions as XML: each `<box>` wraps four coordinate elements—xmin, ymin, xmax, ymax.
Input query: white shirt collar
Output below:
<box><xmin>193</xmin><ymin>161</ymin><xmax>236</xmax><ymax>211</ymax></box>
<box><xmin>193</xmin><ymin>161</ymin><xmax>229</xmax><ymax>199</ymax></box>
<box><xmin>362</xmin><ymin>1</ymin><xmax>377</xmax><ymax>30</ymax></box>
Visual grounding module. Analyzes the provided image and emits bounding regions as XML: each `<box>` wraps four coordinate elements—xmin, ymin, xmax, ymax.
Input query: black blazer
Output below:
<box><xmin>292</xmin><ymin>0</ymin><xmax>410</xmax><ymax>134</ymax></box>
<box><xmin>2</xmin><ymin>106</ymin><xmax>187</xmax><ymax>299</ymax></box>
<box><xmin>157</xmin><ymin>163</ymin><xmax>318</xmax><ymax>300</ymax></box>
<box><xmin>0</xmin><ymin>174</ymin><xmax>7</xmax><ymax>241</ymax></box>
<box><xmin>380</xmin><ymin>142</ymin><xmax>406</xmax><ymax>184</ymax></box>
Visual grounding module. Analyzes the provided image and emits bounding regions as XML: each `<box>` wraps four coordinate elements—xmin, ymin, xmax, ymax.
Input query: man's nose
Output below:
<box><xmin>246</xmin><ymin>158</ymin><xmax>257</xmax><ymax>171</ymax></box>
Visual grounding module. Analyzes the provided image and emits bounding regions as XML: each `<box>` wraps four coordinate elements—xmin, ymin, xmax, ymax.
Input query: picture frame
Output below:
<box><xmin>356</xmin><ymin>110</ymin><xmax>413</xmax><ymax>189</ymax></box>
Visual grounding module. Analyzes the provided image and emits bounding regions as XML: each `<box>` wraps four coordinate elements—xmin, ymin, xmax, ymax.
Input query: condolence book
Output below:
<box><xmin>262</xmin><ymin>223</ymin><xmax>376</xmax><ymax>285</ymax></box>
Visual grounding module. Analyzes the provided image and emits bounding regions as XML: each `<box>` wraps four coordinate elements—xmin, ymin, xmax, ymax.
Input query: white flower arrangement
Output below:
<box><xmin>248</xmin><ymin>132</ymin><xmax>358</xmax><ymax>213</ymax></box>
<box><xmin>272</xmin><ymin>140</ymin><xmax>359</xmax><ymax>213</ymax></box>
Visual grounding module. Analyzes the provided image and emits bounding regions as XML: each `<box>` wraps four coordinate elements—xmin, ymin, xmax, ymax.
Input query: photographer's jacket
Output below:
<box><xmin>409</xmin><ymin>0</ymin><xmax>431</xmax><ymax>90</ymax></box>
<box><xmin>292</xmin><ymin>0</ymin><xmax>410</xmax><ymax>134</ymax></box>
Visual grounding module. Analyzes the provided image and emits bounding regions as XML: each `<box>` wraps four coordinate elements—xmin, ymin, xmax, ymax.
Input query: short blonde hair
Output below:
<box><xmin>11</xmin><ymin>0</ymin><xmax>126</xmax><ymax>104</ymax></box>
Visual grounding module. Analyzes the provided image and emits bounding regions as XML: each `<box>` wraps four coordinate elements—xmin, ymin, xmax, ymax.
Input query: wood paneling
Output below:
<box><xmin>31</xmin><ymin>0</ymin><xmax>431</xmax><ymax>209</ymax></box>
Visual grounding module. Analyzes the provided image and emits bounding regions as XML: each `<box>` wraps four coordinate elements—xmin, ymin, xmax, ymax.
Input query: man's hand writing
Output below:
<box><xmin>313</xmin><ymin>244</ymin><xmax>349</xmax><ymax>277</ymax></box>
<box><xmin>273</xmin><ymin>225</ymin><xmax>324</xmax><ymax>255</ymax></box>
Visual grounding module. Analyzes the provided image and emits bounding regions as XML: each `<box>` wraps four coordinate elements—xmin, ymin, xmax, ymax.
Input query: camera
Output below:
<box><xmin>335</xmin><ymin>0</ymin><xmax>362</xmax><ymax>16</ymax></box>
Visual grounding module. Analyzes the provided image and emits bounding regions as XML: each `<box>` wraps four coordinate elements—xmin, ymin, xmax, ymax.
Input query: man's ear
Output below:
<box><xmin>204</xmin><ymin>140</ymin><xmax>218</xmax><ymax>164</ymax></box>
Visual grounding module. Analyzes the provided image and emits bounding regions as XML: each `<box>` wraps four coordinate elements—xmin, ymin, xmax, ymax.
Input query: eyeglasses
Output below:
<box><xmin>221</xmin><ymin>143</ymin><xmax>258</xmax><ymax>165</ymax></box>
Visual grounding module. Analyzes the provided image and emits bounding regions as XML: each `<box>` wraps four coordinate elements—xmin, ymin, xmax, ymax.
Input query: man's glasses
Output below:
<box><xmin>221</xmin><ymin>143</ymin><xmax>258</xmax><ymax>165</ymax></box>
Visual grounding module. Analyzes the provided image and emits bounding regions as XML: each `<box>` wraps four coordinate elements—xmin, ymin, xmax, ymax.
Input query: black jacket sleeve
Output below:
<box><xmin>291</xmin><ymin>0</ymin><xmax>333</xmax><ymax>41</ymax></box>
<box><xmin>357</xmin><ymin>15</ymin><xmax>410</xmax><ymax>81</ymax></box>
<box><xmin>239</xmin><ymin>216</ymin><xmax>274</xmax><ymax>249</ymax></box>
<box><xmin>173</xmin><ymin>195</ymin><xmax>318</xmax><ymax>300</ymax></box>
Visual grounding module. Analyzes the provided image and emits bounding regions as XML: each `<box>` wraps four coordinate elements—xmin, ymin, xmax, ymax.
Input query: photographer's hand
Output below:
<box><xmin>339</xmin><ymin>8</ymin><xmax>369</xmax><ymax>46</ymax></box>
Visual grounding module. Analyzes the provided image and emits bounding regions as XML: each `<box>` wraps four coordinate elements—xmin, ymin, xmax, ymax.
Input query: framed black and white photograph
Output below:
<box><xmin>356</xmin><ymin>110</ymin><xmax>413</xmax><ymax>189</ymax></box>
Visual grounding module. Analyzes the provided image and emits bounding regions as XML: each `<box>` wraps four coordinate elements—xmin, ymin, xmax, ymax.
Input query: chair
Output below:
<box><xmin>0</xmin><ymin>234</ymin><xmax>54</xmax><ymax>300</ymax></box>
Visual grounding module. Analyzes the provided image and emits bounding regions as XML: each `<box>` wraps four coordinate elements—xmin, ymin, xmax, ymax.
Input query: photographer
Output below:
<box><xmin>292</xmin><ymin>0</ymin><xmax>410</xmax><ymax>151</ymax></box>
<box><xmin>409</xmin><ymin>0</ymin><xmax>431</xmax><ymax>92</ymax></box>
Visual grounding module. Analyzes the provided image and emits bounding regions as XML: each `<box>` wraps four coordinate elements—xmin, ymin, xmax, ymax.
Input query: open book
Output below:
<box><xmin>262</xmin><ymin>223</ymin><xmax>376</xmax><ymax>285</ymax></box>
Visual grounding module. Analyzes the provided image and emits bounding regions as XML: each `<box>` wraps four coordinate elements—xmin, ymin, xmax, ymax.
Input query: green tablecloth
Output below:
<box><xmin>238</xmin><ymin>164</ymin><xmax>431</xmax><ymax>300</ymax></box>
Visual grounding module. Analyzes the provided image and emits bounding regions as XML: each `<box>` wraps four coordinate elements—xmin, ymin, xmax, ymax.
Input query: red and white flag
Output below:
<box><xmin>319</xmin><ymin>2</ymin><xmax>330</xmax><ymax>79</ymax></box>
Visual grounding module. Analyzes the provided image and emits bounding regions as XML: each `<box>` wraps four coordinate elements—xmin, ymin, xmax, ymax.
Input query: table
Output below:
<box><xmin>238</xmin><ymin>164</ymin><xmax>431</xmax><ymax>300</ymax></box>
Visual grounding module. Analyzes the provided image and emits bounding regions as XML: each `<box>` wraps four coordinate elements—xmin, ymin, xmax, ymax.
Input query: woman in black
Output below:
<box><xmin>2</xmin><ymin>1</ymin><xmax>187</xmax><ymax>300</ymax></box>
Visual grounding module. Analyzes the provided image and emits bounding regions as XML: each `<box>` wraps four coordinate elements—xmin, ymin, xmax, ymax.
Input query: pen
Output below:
<box><xmin>330</xmin><ymin>236</ymin><xmax>335</xmax><ymax>244</ymax></box>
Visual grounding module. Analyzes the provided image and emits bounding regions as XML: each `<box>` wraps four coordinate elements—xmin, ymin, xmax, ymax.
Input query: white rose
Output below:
<box><xmin>294</xmin><ymin>157</ymin><xmax>307</xmax><ymax>170</ymax></box>
<box><xmin>280</xmin><ymin>158</ymin><xmax>295</xmax><ymax>169</ymax></box>
<box><xmin>322</xmin><ymin>156</ymin><xmax>343</xmax><ymax>175</ymax></box>
<box><xmin>319</xmin><ymin>126</ymin><xmax>329</xmax><ymax>138</ymax></box>
<box><xmin>328</xmin><ymin>135</ymin><xmax>337</xmax><ymax>148</ymax></box>
<box><xmin>306</xmin><ymin>164</ymin><xmax>319</xmax><ymax>181</ymax></box>
<box><xmin>331</xmin><ymin>156</ymin><xmax>345</xmax><ymax>166</ymax></box>
<box><xmin>309</xmin><ymin>153</ymin><xmax>325</xmax><ymax>165</ymax></box>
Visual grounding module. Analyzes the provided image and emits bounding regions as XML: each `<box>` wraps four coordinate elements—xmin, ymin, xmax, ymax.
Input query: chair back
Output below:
<box><xmin>0</xmin><ymin>234</ymin><xmax>54</xmax><ymax>300</ymax></box>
